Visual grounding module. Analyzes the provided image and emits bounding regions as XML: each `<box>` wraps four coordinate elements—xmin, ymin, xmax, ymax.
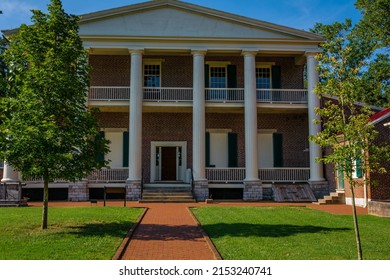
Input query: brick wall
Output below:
<box><xmin>96</xmin><ymin>111</ymin><xmax>310</xmax><ymax>182</ymax></box>
<box><xmin>89</xmin><ymin>55</ymin><xmax>304</xmax><ymax>89</ymax></box>
<box><xmin>89</xmin><ymin>55</ymin><xmax>130</xmax><ymax>86</ymax></box>
<box><xmin>371</xmin><ymin>118</ymin><xmax>390</xmax><ymax>200</ymax></box>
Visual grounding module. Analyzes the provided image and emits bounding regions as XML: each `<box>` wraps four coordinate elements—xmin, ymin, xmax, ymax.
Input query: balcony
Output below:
<box><xmin>88</xmin><ymin>87</ymin><xmax>308</xmax><ymax>104</ymax></box>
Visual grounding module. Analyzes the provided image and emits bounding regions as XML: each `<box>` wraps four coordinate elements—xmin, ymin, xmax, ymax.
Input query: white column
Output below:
<box><xmin>306</xmin><ymin>53</ymin><xmax>325</xmax><ymax>182</ymax></box>
<box><xmin>127</xmin><ymin>50</ymin><xmax>143</xmax><ymax>182</ymax></box>
<box><xmin>1</xmin><ymin>161</ymin><xmax>19</xmax><ymax>183</ymax></box>
<box><xmin>243</xmin><ymin>51</ymin><xmax>259</xmax><ymax>181</ymax></box>
<box><xmin>192</xmin><ymin>50</ymin><xmax>207</xmax><ymax>181</ymax></box>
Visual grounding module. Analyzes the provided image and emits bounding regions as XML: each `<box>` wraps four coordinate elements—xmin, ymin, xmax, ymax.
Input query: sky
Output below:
<box><xmin>0</xmin><ymin>0</ymin><xmax>363</xmax><ymax>32</ymax></box>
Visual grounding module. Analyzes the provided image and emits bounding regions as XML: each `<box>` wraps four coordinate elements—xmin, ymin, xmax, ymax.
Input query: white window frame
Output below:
<box><xmin>256</xmin><ymin>62</ymin><xmax>275</xmax><ymax>89</ymax></box>
<box><xmin>143</xmin><ymin>59</ymin><xmax>164</xmax><ymax>88</ymax></box>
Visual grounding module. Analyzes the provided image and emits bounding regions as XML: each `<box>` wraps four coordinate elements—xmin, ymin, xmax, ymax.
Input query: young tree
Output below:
<box><xmin>310</xmin><ymin>19</ymin><xmax>390</xmax><ymax>260</ymax></box>
<box><xmin>0</xmin><ymin>0</ymin><xmax>109</xmax><ymax>229</ymax></box>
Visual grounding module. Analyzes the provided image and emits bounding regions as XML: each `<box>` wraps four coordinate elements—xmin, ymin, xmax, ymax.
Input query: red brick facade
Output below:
<box><xmin>89</xmin><ymin>55</ymin><xmax>304</xmax><ymax>89</ymax></box>
<box><xmin>343</xmin><ymin>115</ymin><xmax>390</xmax><ymax>203</ymax></box>
<box><xmin>96</xmin><ymin>111</ymin><xmax>310</xmax><ymax>183</ymax></box>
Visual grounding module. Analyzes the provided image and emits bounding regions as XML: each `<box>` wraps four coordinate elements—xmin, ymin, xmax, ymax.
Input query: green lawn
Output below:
<box><xmin>0</xmin><ymin>206</ymin><xmax>143</xmax><ymax>260</ymax></box>
<box><xmin>191</xmin><ymin>206</ymin><xmax>390</xmax><ymax>260</ymax></box>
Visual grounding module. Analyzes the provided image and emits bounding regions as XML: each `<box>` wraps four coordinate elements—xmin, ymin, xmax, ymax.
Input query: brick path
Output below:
<box><xmin>28</xmin><ymin>201</ymin><xmax>368</xmax><ymax>260</ymax></box>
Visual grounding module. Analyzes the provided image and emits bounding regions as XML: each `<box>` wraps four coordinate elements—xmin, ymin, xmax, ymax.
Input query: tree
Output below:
<box><xmin>310</xmin><ymin>17</ymin><xmax>390</xmax><ymax>259</ymax></box>
<box><xmin>0</xmin><ymin>0</ymin><xmax>109</xmax><ymax>229</ymax></box>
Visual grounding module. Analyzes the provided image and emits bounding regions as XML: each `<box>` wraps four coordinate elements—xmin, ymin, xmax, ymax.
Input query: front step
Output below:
<box><xmin>139</xmin><ymin>184</ymin><xmax>195</xmax><ymax>203</ymax></box>
<box><xmin>0</xmin><ymin>200</ymin><xmax>28</xmax><ymax>207</ymax></box>
<box><xmin>314</xmin><ymin>192</ymin><xmax>345</xmax><ymax>205</ymax></box>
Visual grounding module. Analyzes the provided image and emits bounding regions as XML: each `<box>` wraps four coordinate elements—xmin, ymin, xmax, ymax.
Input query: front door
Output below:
<box><xmin>161</xmin><ymin>147</ymin><xmax>177</xmax><ymax>180</ymax></box>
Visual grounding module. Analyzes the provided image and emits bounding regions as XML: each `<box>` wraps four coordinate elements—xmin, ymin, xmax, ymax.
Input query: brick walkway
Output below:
<box><xmin>28</xmin><ymin>201</ymin><xmax>368</xmax><ymax>260</ymax></box>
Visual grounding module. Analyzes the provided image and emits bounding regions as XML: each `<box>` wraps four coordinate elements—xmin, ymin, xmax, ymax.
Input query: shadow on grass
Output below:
<box><xmin>66</xmin><ymin>222</ymin><xmax>134</xmax><ymax>237</ymax></box>
<box><xmin>201</xmin><ymin>223</ymin><xmax>351</xmax><ymax>238</ymax></box>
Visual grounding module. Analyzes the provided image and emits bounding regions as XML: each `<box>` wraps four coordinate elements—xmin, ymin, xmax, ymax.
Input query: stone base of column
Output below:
<box><xmin>308</xmin><ymin>180</ymin><xmax>329</xmax><ymax>200</ymax></box>
<box><xmin>126</xmin><ymin>180</ymin><xmax>141</xmax><ymax>201</ymax></box>
<box><xmin>68</xmin><ymin>181</ymin><xmax>89</xmax><ymax>202</ymax></box>
<box><xmin>194</xmin><ymin>180</ymin><xmax>209</xmax><ymax>202</ymax></box>
<box><xmin>243</xmin><ymin>180</ymin><xmax>263</xmax><ymax>201</ymax></box>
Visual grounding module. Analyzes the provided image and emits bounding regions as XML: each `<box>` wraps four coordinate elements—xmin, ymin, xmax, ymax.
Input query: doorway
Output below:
<box><xmin>161</xmin><ymin>147</ymin><xmax>177</xmax><ymax>180</ymax></box>
<box><xmin>150</xmin><ymin>141</ymin><xmax>187</xmax><ymax>182</ymax></box>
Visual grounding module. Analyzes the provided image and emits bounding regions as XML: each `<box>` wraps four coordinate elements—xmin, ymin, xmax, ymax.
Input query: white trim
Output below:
<box><xmin>205</xmin><ymin>61</ymin><xmax>231</xmax><ymax>67</ymax></box>
<box><xmin>206</xmin><ymin>128</ymin><xmax>232</xmax><ymax>133</ymax></box>
<box><xmin>345</xmin><ymin>197</ymin><xmax>371</xmax><ymax>207</ymax></box>
<box><xmin>257</xmin><ymin>129</ymin><xmax>277</xmax><ymax>134</ymax></box>
<box><xmin>102</xmin><ymin>128</ymin><xmax>127</xmax><ymax>132</ymax></box>
<box><xmin>372</xmin><ymin>113</ymin><xmax>390</xmax><ymax>125</ymax></box>
<box><xmin>256</xmin><ymin>62</ymin><xmax>275</xmax><ymax>67</ymax></box>
<box><xmin>150</xmin><ymin>141</ymin><xmax>187</xmax><ymax>182</ymax></box>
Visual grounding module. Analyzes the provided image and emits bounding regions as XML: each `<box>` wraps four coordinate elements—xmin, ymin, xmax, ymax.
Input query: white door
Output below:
<box><xmin>105</xmin><ymin>132</ymin><xmax>123</xmax><ymax>168</ymax></box>
<box><xmin>258</xmin><ymin>133</ymin><xmax>274</xmax><ymax>168</ymax></box>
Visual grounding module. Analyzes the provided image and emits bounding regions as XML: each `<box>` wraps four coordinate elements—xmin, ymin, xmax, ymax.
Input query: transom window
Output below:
<box><xmin>144</xmin><ymin>64</ymin><xmax>161</xmax><ymax>87</ymax></box>
<box><xmin>256</xmin><ymin>67</ymin><xmax>271</xmax><ymax>89</ymax></box>
<box><xmin>210</xmin><ymin>66</ymin><xmax>226</xmax><ymax>88</ymax></box>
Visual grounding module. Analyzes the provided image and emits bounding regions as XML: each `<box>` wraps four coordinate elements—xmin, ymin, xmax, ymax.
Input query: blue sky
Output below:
<box><xmin>0</xmin><ymin>0</ymin><xmax>362</xmax><ymax>32</ymax></box>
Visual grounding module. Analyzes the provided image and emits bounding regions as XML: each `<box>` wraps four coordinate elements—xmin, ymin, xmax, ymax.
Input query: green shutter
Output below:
<box><xmin>123</xmin><ymin>131</ymin><xmax>129</xmax><ymax>167</ymax></box>
<box><xmin>95</xmin><ymin>131</ymin><xmax>105</xmax><ymax>164</ymax></box>
<box><xmin>228</xmin><ymin>133</ymin><xmax>238</xmax><ymax>167</ymax></box>
<box><xmin>273</xmin><ymin>133</ymin><xmax>283</xmax><ymax>167</ymax></box>
<box><xmin>205</xmin><ymin>132</ymin><xmax>210</xmax><ymax>167</ymax></box>
<box><xmin>204</xmin><ymin>64</ymin><xmax>210</xmax><ymax>88</ymax></box>
<box><xmin>271</xmin><ymin>65</ymin><xmax>281</xmax><ymax>89</ymax></box>
<box><xmin>356</xmin><ymin>157</ymin><xmax>363</xmax><ymax>178</ymax></box>
<box><xmin>227</xmin><ymin>65</ymin><xmax>237</xmax><ymax>100</ymax></box>
<box><xmin>227</xmin><ymin>65</ymin><xmax>237</xmax><ymax>88</ymax></box>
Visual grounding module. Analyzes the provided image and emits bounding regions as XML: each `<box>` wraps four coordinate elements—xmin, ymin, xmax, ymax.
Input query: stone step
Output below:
<box><xmin>0</xmin><ymin>200</ymin><xmax>28</xmax><ymax>207</ymax></box>
<box><xmin>139</xmin><ymin>198</ymin><xmax>196</xmax><ymax>203</ymax></box>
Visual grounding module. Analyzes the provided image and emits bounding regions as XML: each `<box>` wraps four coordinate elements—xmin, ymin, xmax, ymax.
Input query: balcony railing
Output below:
<box><xmin>205</xmin><ymin>88</ymin><xmax>244</xmax><ymax>101</ymax></box>
<box><xmin>143</xmin><ymin>87</ymin><xmax>193</xmax><ymax>102</ymax></box>
<box><xmin>258</xmin><ymin>168</ymin><xmax>310</xmax><ymax>182</ymax></box>
<box><xmin>89</xmin><ymin>87</ymin><xmax>308</xmax><ymax>104</ymax></box>
<box><xmin>257</xmin><ymin>89</ymin><xmax>307</xmax><ymax>104</ymax></box>
<box><xmin>89</xmin><ymin>86</ymin><xmax>130</xmax><ymax>100</ymax></box>
<box><xmin>206</xmin><ymin>168</ymin><xmax>246</xmax><ymax>182</ymax></box>
<box><xmin>206</xmin><ymin>167</ymin><xmax>310</xmax><ymax>183</ymax></box>
<box><xmin>87</xmin><ymin>168</ymin><xmax>128</xmax><ymax>182</ymax></box>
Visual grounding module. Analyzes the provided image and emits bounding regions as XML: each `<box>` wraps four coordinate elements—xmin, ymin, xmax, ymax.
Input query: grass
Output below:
<box><xmin>0</xmin><ymin>206</ymin><xmax>143</xmax><ymax>260</ymax></box>
<box><xmin>191</xmin><ymin>206</ymin><xmax>390</xmax><ymax>260</ymax></box>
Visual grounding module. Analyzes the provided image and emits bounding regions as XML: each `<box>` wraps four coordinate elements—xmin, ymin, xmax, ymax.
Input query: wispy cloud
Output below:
<box><xmin>0</xmin><ymin>0</ymin><xmax>39</xmax><ymax>29</ymax></box>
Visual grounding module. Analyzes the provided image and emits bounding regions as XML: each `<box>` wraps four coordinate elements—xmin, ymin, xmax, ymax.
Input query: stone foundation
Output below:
<box><xmin>126</xmin><ymin>180</ymin><xmax>141</xmax><ymax>201</ymax></box>
<box><xmin>368</xmin><ymin>201</ymin><xmax>390</xmax><ymax>218</ymax></box>
<box><xmin>194</xmin><ymin>180</ymin><xmax>209</xmax><ymax>201</ymax></box>
<box><xmin>309</xmin><ymin>181</ymin><xmax>329</xmax><ymax>199</ymax></box>
<box><xmin>243</xmin><ymin>181</ymin><xmax>262</xmax><ymax>201</ymax></box>
<box><xmin>68</xmin><ymin>181</ymin><xmax>89</xmax><ymax>201</ymax></box>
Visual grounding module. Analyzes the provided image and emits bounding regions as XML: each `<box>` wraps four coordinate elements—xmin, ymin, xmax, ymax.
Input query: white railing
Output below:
<box><xmin>206</xmin><ymin>168</ymin><xmax>246</xmax><ymax>182</ymax></box>
<box><xmin>206</xmin><ymin>167</ymin><xmax>310</xmax><ymax>183</ymax></box>
<box><xmin>87</xmin><ymin>168</ymin><xmax>128</xmax><ymax>182</ymax></box>
<box><xmin>257</xmin><ymin>89</ymin><xmax>307</xmax><ymax>103</ymax></box>
<box><xmin>259</xmin><ymin>168</ymin><xmax>310</xmax><ymax>182</ymax></box>
<box><xmin>205</xmin><ymin>88</ymin><xmax>244</xmax><ymax>102</ymax></box>
<box><xmin>143</xmin><ymin>87</ymin><xmax>193</xmax><ymax>101</ymax></box>
<box><xmin>89</xmin><ymin>86</ymin><xmax>130</xmax><ymax>100</ymax></box>
<box><xmin>89</xmin><ymin>87</ymin><xmax>307</xmax><ymax>104</ymax></box>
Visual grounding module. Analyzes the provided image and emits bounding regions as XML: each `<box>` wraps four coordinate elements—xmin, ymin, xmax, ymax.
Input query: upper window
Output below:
<box><xmin>144</xmin><ymin>64</ymin><xmax>161</xmax><ymax>87</ymax></box>
<box><xmin>209</xmin><ymin>66</ymin><xmax>227</xmax><ymax>89</ymax></box>
<box><xmin>256</xmin><ymin>67</ymin><xmax>271</xmax><ymax>89</ymax></box>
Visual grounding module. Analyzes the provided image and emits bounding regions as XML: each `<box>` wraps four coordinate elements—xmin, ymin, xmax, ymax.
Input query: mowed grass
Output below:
<box><xmin>0</xmin><ymin>206</ymin><xmax>143</xmax><ymax>260</ymax></box>
<box><xmin>191</xmin><ymin>206</ymin><xmax>390</xmax><ymax>260</ymax></box>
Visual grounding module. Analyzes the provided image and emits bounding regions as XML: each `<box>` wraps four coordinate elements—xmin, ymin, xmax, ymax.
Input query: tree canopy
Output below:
<box><xmin>0</xmin><ymin>0</ymin><xmax>109</xmax><ymax>229</ymax></box>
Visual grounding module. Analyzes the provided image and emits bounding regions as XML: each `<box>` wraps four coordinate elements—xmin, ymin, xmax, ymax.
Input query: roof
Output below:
<box><xmin>2</xmin><ymin>0</ymin><xmax>324</xmax><ymax>42</ymax></box>
<box><xmin>370</xmin><ymin>107</ymin><xmax>390</xmax><ymax>125</ymax></box>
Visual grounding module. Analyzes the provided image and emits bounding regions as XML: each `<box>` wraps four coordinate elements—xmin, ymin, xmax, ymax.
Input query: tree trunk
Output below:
<box><xmin>41</xmin><ymin>169</ymin><xmax>49</xmax><ymax>230</ymax></box>
<box><xmin>350</xmin><ymin>185</ymin><xmax>363</xmax><ymax>260</ymax></box>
